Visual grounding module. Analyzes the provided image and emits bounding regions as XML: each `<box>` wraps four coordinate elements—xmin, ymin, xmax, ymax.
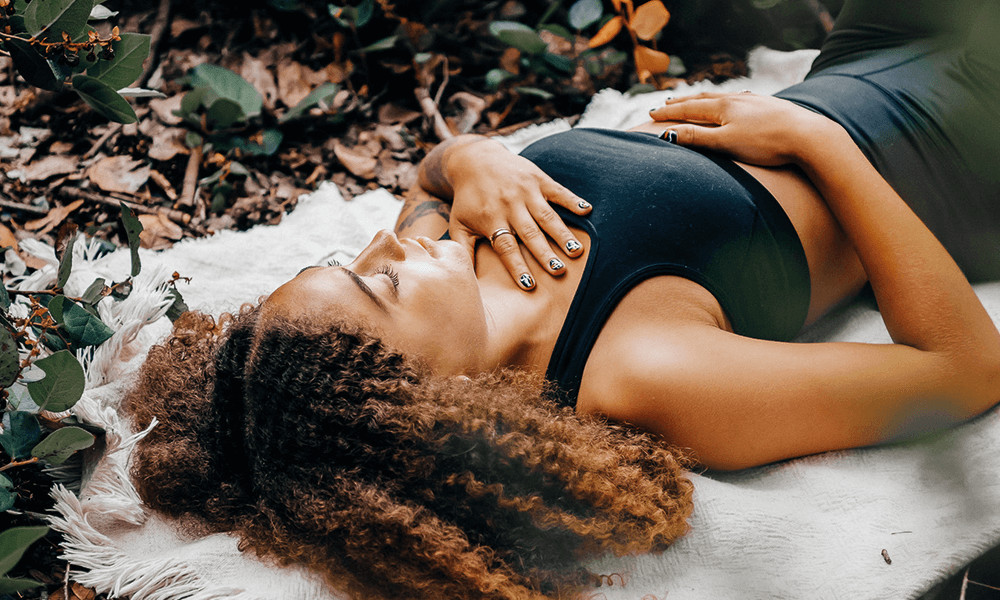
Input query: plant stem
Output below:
<box><xmin>0</xmin><ymin>456</ymin><xmax>40</xmax><ymax>473</ymax></box>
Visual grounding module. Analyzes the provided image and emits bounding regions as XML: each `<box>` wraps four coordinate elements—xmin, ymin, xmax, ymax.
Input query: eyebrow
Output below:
<box><xmin>340</xmin><ymin>268</ymin><xmax>388</xmax><ymax>313</ymax></box>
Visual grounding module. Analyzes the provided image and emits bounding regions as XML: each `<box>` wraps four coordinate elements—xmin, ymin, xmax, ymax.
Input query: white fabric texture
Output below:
<box><xmin>42</xmin><ymin>47</ymin><xmax>1000</xmax><ymax>599</ymax></box>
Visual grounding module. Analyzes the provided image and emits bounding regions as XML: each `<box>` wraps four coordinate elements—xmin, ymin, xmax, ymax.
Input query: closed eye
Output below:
<box><xmin>375</xmin><ymin>264</ymin><xmax>399</xmax><ymax>294</ymax></box>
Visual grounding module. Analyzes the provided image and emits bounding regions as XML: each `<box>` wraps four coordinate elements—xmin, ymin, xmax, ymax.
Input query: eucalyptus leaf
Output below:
<box><xmin>488</xmin><ymin>21</ymin><xmax>548</xmax><ymax>55</ymax></box>
<box><xmin>568</xmin><ymin>0</ymin><xmax>603</xmax><ymax>29</ymax></box>
<box><xmin>6</xmin><ymin>39</ymin><xmax>62</xmax><ymax>91</ymax></box>
<box><xmin>117</xmin><ymin>87</ymin><xmax>167</xmax><ymax>98</ymax></box>
<box><xmin>165</xmin><ymin>288</ymin><xmax>189</xmax><ymax>322</ymax></box>
<box><xmin>56</xmin><ymin>234</ymin><xmax>76</xmax><ymax>289</ymax></box>
<box><xmin>359</xmin><ymin>35</ymin><xmax>398</xmax><ymax>53</ymax></box>
<box><xmin>485</xmin><ymin>68</ymin><xmax>515</xmax><ymax>90</ymax></box>
<box><xmin>30</xmin><ymin>425</ymin><xmax>95</xmax><ymax>464</ymax></box>
<box><xmin>189</xmin><ymin>64</ymin><xmax>262</xmax><ymax>118</ymax></box>
<box><xmin>60</xmin><ymin>298</ymin><xmax>114</xmax><ymax>347</ymax></box>
<box><xmin>0</xmin><ymin>577</ymin><xmax>45</xmax><ymax>594</ymax></box>
<box><xmin>26</xmin><ymin>349</ymin><xmax>85</xmax><ymax>413</ymax></box>
<box><xmin>88</xmin><ymin>4</ymin><xmax>118</xmax><ymax>19</ymax></box>
<box><xmin>543</xmin><ymin>52</ymin><xmax>574</xmax><ymax>73</ymax></box>
<box><xmin>72</xmin><ymin>75</ymin><xmax>138</xmax><ymax>123</ymax></box>
<box><xmin>23</xmin><ymin>0</ymin><xmax>91</xmax><ymax>41</ymax></box>
<box><xmin>86</xmin><ymin>33</ymin><xmax>151</xmax><ymax>90</ymax></box>
<box><xmin>0</xmin><ymin>284</ymin><xmax>9</xmax><ymax>309</ymax></box>
<box><xmin>0</xmin><ymin>413</ymin><xmax>41</xmax><ymax>460</ymax></box>
<box><xmin>538</xmin><ymin>24</ymin><xmax>573</xmax><ymax>40</ymax></box>
<box><xmin>355</xmin><ymin>0</ymin><xmax>374</xmax><ymax>27</ymax></box>
<box><xmin>119</xmin><ymin>202</ymin><xmax>142</xmax><ymax>277</ymax></box>
<box><xmin>0</xmin><ymin>327</ymin><xmax>19</xmax><ymax>388</ymax></box>
<box><xmin>81</xmin><ymin>278</ymin><xmax>107</xmax><ymax>305</ymax></box>
<box><xmin>279</xmin><ymin>83</ymin><xmax>339</xmax><ymax>123</ymax></box>
<box><xmin>515</xmin><ymin>86</ymin><xmax>555</xmax><ymax>100</ymax></box>
<box><xmin>0</xmin><ymin>474</ymin><xmax>15</xmax><ymax>512</ymax></box>
<box><xmin>205</xmin><ymin>97</ymin><xmax>246</xmax><ymax>130</ymax></box>
<box><xmin>0</xmin><ymin>525</ymin><xmax>49</xmax><ymax>576</ymax></box>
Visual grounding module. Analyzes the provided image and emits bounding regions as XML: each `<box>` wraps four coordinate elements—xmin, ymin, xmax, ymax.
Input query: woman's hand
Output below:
<box><xmin>435</xmin><ymin>137</ymin><xmax>591</xmax><ymax>290</ymax></box>
<box><xmin>648</xmin><ymin>92</ymin><xmax>838</xmax><ymax>167</ymax></box>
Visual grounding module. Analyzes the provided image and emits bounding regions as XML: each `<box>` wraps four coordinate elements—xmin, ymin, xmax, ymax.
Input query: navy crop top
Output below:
<box><xmin>518</xmin><ymin>128</ymin><xmax>811</xmax><ymax>402</ymax></box>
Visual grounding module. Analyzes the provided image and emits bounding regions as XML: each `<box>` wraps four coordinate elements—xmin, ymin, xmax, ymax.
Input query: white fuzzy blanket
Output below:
<box><xmin>39</xmin><ymin>48</ymin><xmax>1000</xmax><ymax>600</ymax></box>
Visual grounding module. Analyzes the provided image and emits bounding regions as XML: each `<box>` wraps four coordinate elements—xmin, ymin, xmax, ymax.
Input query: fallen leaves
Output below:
<box><xmin>25</xmin><ymin>200</ymin><xmax>86</xmax><ymax>236</ymax></box>
<box><xmin>22</xmin><ymin>156</ymin><xmax>78</xmax><ymax>182</ymax></box>
<box><xmin>333</xmin><ymin>140</ymin><xmax>378</xmax><ymax>179</ymax></box>
<box><xmin>87</xmin><ymin>156</ymin><xmax>151</xmax><ymax>194</ymax></box>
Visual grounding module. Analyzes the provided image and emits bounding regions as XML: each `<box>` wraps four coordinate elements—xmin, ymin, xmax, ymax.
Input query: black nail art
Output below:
<box><xmin>565</xmin><ymin>240</ymin><xmax>582</xmax><ymax>253</ymax></box>
<box><xmin>549</xmin><ymin>258</ymin><xmax>565</xmax><ymax>271</ymax></box>
<box><xmin>519</xmin><ymin>273</ymin><xmax>535</xmax><ymax>289</ymax></box>
<box><xmin>649</xmin><ymin>107</ymin><xmax>659</xmax><ymax>113</ymax></box>
<box><xmin>578</xmin><ymin>200</ymin><xmax>591</xmax><ymax>210</ymax></box>
<box><xmin>660</xmin><ymin>130</ymin><xmax>678</xmax><ymax>144</ymax></box>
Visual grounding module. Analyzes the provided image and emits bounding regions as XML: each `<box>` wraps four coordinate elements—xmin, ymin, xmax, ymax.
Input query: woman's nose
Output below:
<box><xmin>355</xmin><ymin>230</ymin><xmax>406</xmax><ymax>267</ymax></box>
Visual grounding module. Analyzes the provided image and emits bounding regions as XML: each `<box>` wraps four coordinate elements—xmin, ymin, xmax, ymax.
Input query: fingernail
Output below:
<box><xmin>660</xmin><ymin>130</ymin><xmax>678</xmax><ymax>144</ymax></box>
<box><xmin>519</xmin><ymin>273</ymin><xmax>535</xmax><ymax>289</ymax></box>
<box><xmin>578</xmin><ymin>200</ymin><xmax>591</xmax><ymax>210</ymax></box>
<box><xmin>565</xmin><ymin>240</ymin><xmax>582</xmax><ymax>253</ymax></box>
<box><xmin>549</xmin><ymin>258</ymin><xmax>565</xmax><ymax>271</ymax></box>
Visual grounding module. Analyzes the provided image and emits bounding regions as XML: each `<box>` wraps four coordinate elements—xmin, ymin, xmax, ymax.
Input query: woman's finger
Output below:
<box><xmin>511</xmin><ymin>210</ymin><xmax>567</xmax><ymax>278</ymax></box>
<box><xmin>662</xmin><ymin>124</ymin><xmax>724</xmax><ymax>151</ymax></box>
<box><xmin>649</xmin><ymin>98</ymin><xmax>726</xmax><ymax>124</ymax></box>
<box><xmin>489</xmin><ymin>227</ymin><xmax>536</xmax><ymax>291</ymax></box>
<box><xmin>539</xmin><ymin>178</ymin><xmax>592</xmax><ymax>216</ymax></box>
<box><xmin>527</xmin><ymin>196</ymin><xmax>584</xmax><ymax>260</ymax></box>
<box><xmin>448</xmin><ymin>224</ymin><xmax>478</xmax><ymax>262</ymax></box>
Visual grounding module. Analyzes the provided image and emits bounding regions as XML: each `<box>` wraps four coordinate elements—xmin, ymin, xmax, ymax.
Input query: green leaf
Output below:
<box><xmin>355</xmin><ymin>0</ymin><xmax>374</xmax><ymax>27</ymax></box>
<box><xmin>72</xmin><ymin>75</ymin><xmax>138</xmax><ymax>123</ymax></box>
<box><xmin>205</xmin><ymin>97</ymin><xmax>245</xmax><ymax>130</ymax></box>
<box><xmin>60</xmin><ymin>299</ymin><xmax>114</xmax><ymax>347</ymax></box>
<box><xmin>489</xmin><ymin>21</ymin><xmax>548</xmax><ymax>55</ymax></box>
<box><xmin>279</xmin><ymin>82</ymin><xmax>339</xmax><ymax>123</ymax></box>
<box><xmin>26</xmin><ymin>349</ymin><xmax>85</xmax><ymax>413</ymax></box>
<box><xmin>0</xmin><ymin>327</ymin><xmax>19</xmax><ymax>388</ymax></box>
<box><xmin>189</xmin><ymin>64</ymin><xmax>262</xmax><ymax>118</ymax></box>
<box><xmin>86</xmin><ymin>33</ymin><xmax>151</xmax><ymax>90</ymax></box>
<box><xmin>80</xmin><ymin>278</ymin><xmax>106</xmax><ymax>305</ymax></box>
<box><xmin>56</xmin><ymin>234</ymin><xmax>76</xmax><ymax>289</ymax></box>
<box><xmin>0</xmin><ymin>525</ymin><xmax>48</xmax><ymax>576</ymax></box>
<box><xmin>88</xmin><ymin>4</ymin><xmax>119</xmax><ymax>20</ymax></box>
<box><xmin>31</xmin><ymin>425</ymin><xmax>95</xmax><ymax>464</ymax></box>
<box><xmin>165</xmin><ymin>288</ymin><xmax>188</xmax><ymax>322</ymax></box>
<box><xmin>543</xmin><ymin>52</ymin><xmax>574</xmax><ymax>73</ymax></box>
<box><xmin>0</xmin><ymin>576</ymin><xmax>45</xmax><ymax>594</ymax></box>
<box><xmin>515</xmin><ymin>86</ymin><xmax>555</xmax><ymax>100</ymax></box>
<box><xmin>0</xmin><ymin>413</ymin><xmax>41</xmax><ymax>460</ymax></box>
<box><xmin>23</xmin><ymin>0</ymin><xmax>91</xmax><ymax>41</ymax></box>
<box><xmin>359</xmin><ymin>35</ymin><xmax>397</xmax><ymax>53</ymax></box>
<box><xmin>485</xmin><ymin>68</ymin><xmax>515</xmax><ymax>90</ymax></box>
<box><xmin>119</xmin><ymin>202</ymin><xmax>142</xmax><ymax>277</ymax></box>
<box><xmin>5</xmin><ymin>39</ymin><xmax>62</xmax><ymax>91</ymax></box>
<box><xmin>0</xmin><ymin>474</ymin><xmax>15</xmax><ymax>512</ymax></box>
<box><xmin>568</xmin><ymin>0</ymin><xmax>603</xmax><ymax>29</ymax></box>
<box><xmin>0</xmin><ymin>284</ymin><xmax>8</xmax><ymax>310</ymax></box>
<box><xmin>539</xmin><ymin>24</ymin><xmax>573</xmax><ymax>40</ymax></box>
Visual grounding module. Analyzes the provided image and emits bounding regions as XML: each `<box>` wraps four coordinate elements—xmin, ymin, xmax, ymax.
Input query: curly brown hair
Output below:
<box><xmin>124</xmin><ymin>305</ymin><xmax>694</xmax><ymax>600</ymax></box>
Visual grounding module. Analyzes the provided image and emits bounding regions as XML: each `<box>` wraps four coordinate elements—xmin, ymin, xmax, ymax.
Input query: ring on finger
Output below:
<box><xmin>489</xmin><ymin>228</ymin><xmax>515</xmax><ymax>248</ymax></box>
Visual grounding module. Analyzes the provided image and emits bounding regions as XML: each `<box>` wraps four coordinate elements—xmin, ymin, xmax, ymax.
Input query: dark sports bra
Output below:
<box><xmin>518</xmin><ymin>128</ymin><xmax>811</xmax><ymax>402</ymax></box>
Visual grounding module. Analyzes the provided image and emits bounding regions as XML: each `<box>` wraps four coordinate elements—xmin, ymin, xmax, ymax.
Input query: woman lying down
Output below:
<box><xmin>124</xmin><ymin>1</ymin><xmax>1000</xmax><ymax>598</ymax></box>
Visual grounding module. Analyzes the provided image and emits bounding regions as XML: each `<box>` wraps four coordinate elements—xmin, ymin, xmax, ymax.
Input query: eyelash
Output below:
<box><xmin>326</xmin><ymin>259</ymin><xmax>341</xmax><ymax>267</ymax></box>
<box><xmin>375</xmin><ymin>264</ymin><xmax>399</xmax><ymax>289</ymax></box>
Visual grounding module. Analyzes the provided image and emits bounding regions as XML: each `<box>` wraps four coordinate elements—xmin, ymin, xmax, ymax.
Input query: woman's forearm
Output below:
<box><xmin>416</xmin><ymin>134</ymin><xmax>493</xmax><ymax>200</ymax></box>
<box><xmin>795</xmin><ymin>124</ymin><xmax>1000</xmax><ymax>394</ymax></box>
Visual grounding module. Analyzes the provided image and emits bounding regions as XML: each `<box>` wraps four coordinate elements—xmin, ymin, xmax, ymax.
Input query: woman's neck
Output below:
<box><xmin>473</xmin><ymin>231</ymin><xmax>591</xmax><ymax>376</ymax></box>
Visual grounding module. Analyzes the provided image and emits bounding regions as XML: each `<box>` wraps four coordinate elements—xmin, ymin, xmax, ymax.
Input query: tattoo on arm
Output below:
<box><xmin>398</xmin><ymin>200</ymin><xmax>451</xmax><ymax>233</ymax></box>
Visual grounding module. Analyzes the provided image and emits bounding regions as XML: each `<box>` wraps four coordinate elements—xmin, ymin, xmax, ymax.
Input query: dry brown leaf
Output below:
<box><xmin>632</xmin><ymin>0</ymin><xmax>670</xmax><ymax>41</ymax></box>
<box><xmin>148</xmin><ymin>126</ymin><xmax>187</xmax><ymax>162</ymax></box>
<box><xmin>24</xmin><ymin>199</ymin><xmax>85</xmax><ymax>235</ymax></box>
<box><xmin>148</xmin><ymin>95</ymin><xmax>183</xmax><ymax>126</ymax></box>
<box><xmin>138</xmin><ymin>213</ymin><xmax>184</xmax><ymax>249</ymax></box>
<box><xmin>634</xmin><ymin>46</ymin><xmax>671</xmax><ymax>77</ymax></box>
<box><xmin>0</xmin><ymin>222</ymin><xmax>18</xmax><ymax>250</ymax></box>
<box><xmin>333</xmin><ymin>141</ymin><xmax>377</xmax><ymax>179</ymax></box>
<box><xmin>49</xmin><ymin>141</ymin><xmax>74</xmax><ymax>154</ymax></box>
<box><xmin>589</xmin><ymin>16</ymin><xmax>624</xmax><ymax>48</ymax></box>
<box><xmin>500</xmin><ymin>47</ymin><xmax>521</xmax><ymax>73</ymax></box>
<box><xmin>23</xmin><ymin>155</ymin><xmax>77</xmax><ymax>182</ymax></box>
<box><xmin>377</xmin><ymin>103</ymin><xmax>421</xmax><ymax>125</ymax></box>
<box><xmin>277</xmin><ymin>62</ymin><xmax>326</xmax><ymax>109</ymax></box>
<box><xmin>71</xmin><ymin>582</ymin><xmax>96</xmax><ymax>600</ymax></box>
<box><xmin>238</xmin><ymin>54</ymin><xmax>279</xmax><ymax>111</ymax></box>
<box><xmin>88</xmin><ymin>155</ymin><xmax>150</xmax><ymax>194</ymax></box>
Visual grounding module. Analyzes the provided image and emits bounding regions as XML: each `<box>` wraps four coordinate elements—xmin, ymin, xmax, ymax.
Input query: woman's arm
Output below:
<box><xmin>583</xmin><ymin>94</ymin><xmax>1000</xmax><ymax>470</ymax></box>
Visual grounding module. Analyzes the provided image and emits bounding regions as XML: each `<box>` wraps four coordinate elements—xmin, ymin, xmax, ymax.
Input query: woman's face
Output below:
<box><xmin>263</xmin><ymin>230</ymin><xmax>490</xmax><ymax>375</ymax></box>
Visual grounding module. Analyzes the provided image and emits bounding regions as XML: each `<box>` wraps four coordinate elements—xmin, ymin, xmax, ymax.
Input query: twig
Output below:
<box><xmin>83</xmin><ymin>123</ymin><xmax>122</xmax><ymax>159</ymax></box>
<box><xmin>414</xmin><ymin>87</ymin><xmax>453</xmax><ymax>141</ymax></box>
<box><xmin>63</xmin><ymin>563</ymin><xmax>70</xmax><ymax>600</ymax></box>
<box><xmin>960</xmin><ymin>567</ymin><xmax>969</xmax><ymax>600</ymax></box>
<box><xmin>137</xmin><ymin>0</ymin><xmax>172</xmax><ymax>88</ymax></box>
<box><xmin>0</xmin><ymin>197</ymin><xmax>48</xmax><ymax>216</ymax></box>
<box><xmin>432</xmin><ymin>56</ymin><xmax>450</xmax><ymax>108</ymax></box>
<box><xmin>968</xmin><ymin>579</ymin><xmax>1000</xmax><ymax>592</ymax></box>
<box><xmin>6</xmin><ymin>289</ymin><xmax>85</xmax><ymax>302</ymax></box>
<box><xmin>179</xmin><ymin>145</ymin><xmax>203</xmax><ymax>208</ymax></box>
<box><xmin>0</xmin><ymin>456</ymin><xmax>39</xmax><ymax>473</ymax></box>
<box><xmin>55</xmin><ymin>187</ymin><xmax>191</xmax><ymax>224</ymax></box>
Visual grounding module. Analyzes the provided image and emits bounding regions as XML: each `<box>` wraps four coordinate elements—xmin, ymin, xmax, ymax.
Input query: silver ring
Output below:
<box><xmin>489</xmin><ymin>228</ymin><xmax>514</xmax><ymax>247</ymax></box>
